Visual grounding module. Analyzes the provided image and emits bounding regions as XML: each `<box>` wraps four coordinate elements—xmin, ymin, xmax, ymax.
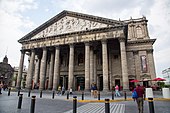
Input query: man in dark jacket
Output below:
<box><xmin>136</xmin><ymin>84</ymin><xmax>144</xmax><ymax>113</ymax></box>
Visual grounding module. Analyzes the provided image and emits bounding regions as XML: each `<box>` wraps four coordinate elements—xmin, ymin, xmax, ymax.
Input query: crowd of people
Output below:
<box><xmin>0</xmin><ymin>83</ymin><xmax>8</xmax><ymax>94</ymax></box>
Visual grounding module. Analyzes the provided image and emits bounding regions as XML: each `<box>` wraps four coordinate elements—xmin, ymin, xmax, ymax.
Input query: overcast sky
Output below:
<box><xmin>0</xmin><ymin>0</ymin><xmax>169</xmax><ymax>77</ymax></box>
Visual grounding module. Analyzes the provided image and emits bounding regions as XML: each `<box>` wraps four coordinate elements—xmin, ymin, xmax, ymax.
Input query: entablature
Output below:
<box><xmin>21</xmin><ymin>26</ymin><xmax>126</xmax><ymax>50</ymax></box>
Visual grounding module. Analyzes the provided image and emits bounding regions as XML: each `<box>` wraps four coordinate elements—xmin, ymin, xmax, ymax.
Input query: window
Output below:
<box><xmin>136</xmin><ymin>26</ymin><xmax>143</xmax><ymax>38</ymax></box>
<box><xmin>78</xmin><ymin>53</ymin><xmax>84</xmax><ymax>65</ymax></box>
<box><xmin>140</xmin><ymin>55</ymin><xmax>147</xmax><ymax>73</ymax></box>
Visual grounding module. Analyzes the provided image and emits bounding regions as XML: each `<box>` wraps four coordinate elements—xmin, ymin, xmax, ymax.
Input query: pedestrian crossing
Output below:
<box><xmin>64</xmin><ymin>103</ymin><xmax>125</xmax><ymax>113</ymax></box>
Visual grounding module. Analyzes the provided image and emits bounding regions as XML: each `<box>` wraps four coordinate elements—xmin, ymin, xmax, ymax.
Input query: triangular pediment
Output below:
<box><xmin>19</xmin><ymin>10</ymin><xmax>123</xmax><ymax>42</ymax></box>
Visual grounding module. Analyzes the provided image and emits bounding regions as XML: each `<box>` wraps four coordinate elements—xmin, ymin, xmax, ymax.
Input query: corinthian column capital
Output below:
<box><xmin>146</xmin><ymin>49</ymin><xmax>153</xmax><ymax>53</ymax></box>
<box><xmin>118</xmin><ymin>38</ymin><xmax>126</xmax><ymax>42</ymax></box>
<box><xmin>20</xmin><ymin>49</ymin><xmax>25</xmax><ymax>54</ymax></box>
<box><xmin>101</xmin><ymin>39</ymin><xmax>107</xmax><ymax>44</ymax></box>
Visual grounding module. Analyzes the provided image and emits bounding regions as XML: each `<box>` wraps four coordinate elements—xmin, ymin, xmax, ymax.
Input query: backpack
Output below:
<box><xmin>132</xmin><ymin>89</ymin><xmax>138</xmax><ymax>98</ymax></box>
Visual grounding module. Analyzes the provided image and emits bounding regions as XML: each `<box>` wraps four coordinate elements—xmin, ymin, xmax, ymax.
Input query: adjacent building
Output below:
<box><xmin>12</xmin><ymin>66</ymin><xmax>27</xmax><ymax>88</ymax></box>
<box><xmin>162</xmin><ymin>68</ymin><xmax>170</xmax><ymax>85</ymax></box>
<box><xmin>0</xmin><ymin>56</ymin><xmax>14</xmax><ymax>86</ymax></box>
<box><xmin>16</xmin><ymin>10</ymin><xmax>156</xmax><ymax>91</ymax></box>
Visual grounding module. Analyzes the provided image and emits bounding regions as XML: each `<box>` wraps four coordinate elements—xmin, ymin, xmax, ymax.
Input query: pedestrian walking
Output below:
<box><xmin>69</xmin><ymin>87</ymin><xmax>73</xmax><ymax>95</ymax></box>
<box><xmin>57</xmin><ymin>85</ymin><xmax>61</xmax><ymax>96</ymax></box>
<box><xmin>90</xmin><ymin>84</ymin><xmax>94</xmax><ymax>97</ymax></box>
<box><xmin>115</xmin><ymin>85</ymin><xmax>121</xmax><ymax>97</ymax></box>
<box><xmin>135</xmin><ymin>84</ymin><xmax>144</xmax><ymax>113</ymax></box>
<box><xmin>0</xmin><ymin>83</ymin><xmax>3</xmax><ymax>94</ymax></box>
<box><xmin>61</xmin><ymin>86</ymin><xmax>65</xmax><ymax>95</ymax></box>
<box><xmin>93</xmin><ymin>84</ymin><xmax>97</xmax><ymax>98</ymax></box>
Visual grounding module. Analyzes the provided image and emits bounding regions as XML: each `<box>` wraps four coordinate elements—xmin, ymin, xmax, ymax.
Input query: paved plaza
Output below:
<box><xmin>0</xmin><ymin>90</ymin><xmax>170</xmax><ymax>113</ymax></box>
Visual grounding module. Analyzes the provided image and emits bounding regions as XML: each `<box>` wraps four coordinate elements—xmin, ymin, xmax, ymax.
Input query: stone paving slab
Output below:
<box><xmin>64</xmin><ymin>103</ymin><xmax>125</xmax><ymax>113</ymax></box>
<box><xmin>1</xmin><ymin>90</ymin><xmax>170</xmax><ymax>113</ymax></box>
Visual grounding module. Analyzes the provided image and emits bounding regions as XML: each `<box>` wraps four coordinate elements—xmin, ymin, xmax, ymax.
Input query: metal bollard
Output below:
<box><xmin>8</xmin><ymin>88</ymin><xmax>11</xmax><ymax>96</ymax></box>
<box><xmin>52</xmin><ymin>91</ymin><xmax>55</xmax><ymax>99</ymax></box>
<box><xmin>30</xmin><ymin>96</ymin><xmax>36</xmax><ymax>113</ymax></box>
<box><xmin>67</xmin><ymin>90</ymin><xmax>69</xmax><ymax>100</ymax></box>
<box><xmin>17</xmin><ymin>94</ymin><xmax>23</xmax><ymax>109</ymax></box>
<box><xmin>98</xmin><ymin>91</ymin><xmax>100</xmax><ymax>100</ymax></box>
<box><xmin>82</xmin><ymin>91</ymin><xmax>84</xmax><ymax>100</ymax></box>
<box><xmin>18</xmin><ymin>89</ymin><xmax>20</xmax><ymax>96</ymax></box>
<box><xmin>144</xmin><ymin>93</ymin><xmax>146</xmax><ymax>100</ymax></box>
<box><xmin>28</xmin><ymin>90</ymin><xmax>31</xmax><ymax>97</ymax></box>
<box><xmin>40</xmin><ymin>90</ymin><xmax>42</xmax><ymax>98</ymax></box>
<box><xmin>112</xmin><ymin>90</ymin><xmax>114</xmax><ymax>100</ymax></box>
<box><xmin>148</xmin><ymin>98</ymin><xmax>155</xmax><ymax>113</ymax></box>
<box><xmin>73</xmin><ymin>96</ymin><xmax>77</xmax><ymax>113</ymax></box>
<box><xmin>124</xmin><ymin>91</ymin><xmax>127</xmax><ymax>101</ymax></box>
<box><xmin>105</xmin><ymin>99</ymin><xmax>110</xmax><ymax>113</ymax></box>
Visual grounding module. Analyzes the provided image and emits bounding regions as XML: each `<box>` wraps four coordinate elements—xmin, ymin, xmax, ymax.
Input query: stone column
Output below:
<box><xmin>26</xmin><ymin>49</ymin><xmax>35</xmax><ymax>90</ymax></box>
<box><xmin>16</xmin><ymin>50</ymin><xmax>25</xmax><ymax>89</ymax></box>
<box><xmin>102</xmin><ymin>40</ymin><xmax>109</xmax><ymax>91</ymax></box>
<box><xmin>129</xmin><ymin>24</ymin><xmax>133</xmax><ymax>38</ymax></box>
<box><xmin>63</xmin><ymin>76</ymin><xmax>65</xmax><ymax>88</ymax></box>
<box><xmin>93</xmin><ymin>51</ymin><xmax>97</xmax><ymax>84</ymax></box>
<box><xmin>48</xmin><ymin>51</ymin><xmax>54</xmax><ymax>90</ymax></box>
<box><xmin>53</xmin><ymin>46</ymin><xmax>60</xmax><ymax>90</ymax></box>
<box><xmin>68</xmin><ymin>44</ymin><xmax>74</xmax><ymax>90</ymax></box>
<box><xmin>147</xmin><ymin>49</ymin><xmax>156</xmax><ymax>80</ymax></box>
<box><xmin>143</xmin><ymin>22</ymin><xmax>149</xmax><ymax>37</ymax></box>
<box><xmin>39</xmin><ymin>48</ymin><xmax>47</xmax><ymax>90</ymax></box>
<box><xmin>134</xmin><ymin>51</ymin><xmax>140</xmax><ymax>80</ymax></box>
<box><xmin>97</xmin><ymin>76</ymin><xmax>100</xmax><ymax>90</ymax></box>
<box><xmin>90</xmin><ymin>46</ymin><xmax>94</xmax><ymax>86</ymax></box>
<box><xmin>131</xmin><ymin>24</ymin><xmax>135</xmax><ymax>38</ymax></box>
<box><xmin>68</xmin><ymin>44</ymin><xmax>74</xmax><ymax>89</ymax></box>
<box><xmin>108</xmin><ymin>52</ymin><xmax>112</xmax><ymax>90</ymax></box>
<box><xmin>85</xmin><ymin>42</ymin><xmax>90</xmax><ymax>91</ymax></box>
<box><xmin>34</xmin><ymin>55</ymin><xmax>40</xmax><ymax>86</ymax></box>
<box><xmin>46</xmin><ymin>61</ymin><xmax>50</xmax><ymax>80</ymax></box>
<box><xmin>119</xmin><ymin>38</ymin><xmax>129</xmax><ymax>90</ymax></box>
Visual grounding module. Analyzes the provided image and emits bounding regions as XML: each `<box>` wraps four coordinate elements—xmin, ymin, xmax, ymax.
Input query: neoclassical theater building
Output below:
<box><xmin>16</xmin><ymin>10</ymin><xmax>156</xmax><ymax>91</ymax></box>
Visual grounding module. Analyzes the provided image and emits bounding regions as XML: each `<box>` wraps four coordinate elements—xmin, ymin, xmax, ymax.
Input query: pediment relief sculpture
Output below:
<box><xmin>32</xmin><ymin>16</ymin><xmax>108</xmax><ymax>39</ymax></box>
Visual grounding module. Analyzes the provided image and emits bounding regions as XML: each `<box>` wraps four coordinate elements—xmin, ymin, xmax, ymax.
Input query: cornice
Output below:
<box><xmin>127</xmin><ymin>39</ymin><xmax>156</xmax><ymax>45</ymax></box>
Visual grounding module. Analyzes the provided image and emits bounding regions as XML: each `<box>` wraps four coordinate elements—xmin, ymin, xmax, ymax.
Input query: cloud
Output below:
<box><xmin>147</xmin><ymin>0</ymin><xmax>170</xmax><ymax>76</ymax></box>
<box><xmin>53</xmin><ymin>0</ymin><xmax>154</xmax><ymax>19</ymax></box>
<box><xmin>0</xmin><ymin>0</ymin><xmax>37</xmax><ymax>66</ymax></box>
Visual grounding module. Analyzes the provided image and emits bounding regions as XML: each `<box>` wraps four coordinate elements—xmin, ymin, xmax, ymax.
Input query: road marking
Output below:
<box><xmin>65</xmin><ymin>103</ymin><xmax>125</xmax><ymax>113</ymax></box>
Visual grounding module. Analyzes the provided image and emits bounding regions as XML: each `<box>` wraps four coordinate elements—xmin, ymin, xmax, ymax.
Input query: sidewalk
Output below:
<box><xmin>0</xmin><ymin>90</ymin><xmax>170</xmax><ymax>113</ymax></box>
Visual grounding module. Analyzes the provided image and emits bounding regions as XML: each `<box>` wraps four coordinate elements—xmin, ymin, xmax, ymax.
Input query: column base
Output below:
<box><xmin>102</xmin><ymin>88</ymin><xmax>109</xmax><ymax>92</ymax></box>
<box><xmin>48</xmin><ymin>88</ymin><xmax>52</xmax><ymax>90</ymax></box>
<box><xmin>123</xmin><ymin>88</ymin><xmax>129</xmax><ymax>91</ymax></box>
<box><xmin>52</xmin><ymin>88</ymin><xmax>57</xmax><ymax>91</ymax></box>
<box><xmin>16</xmin><ymin>86</ymin><xmax>21</xmax><ymax>90</ymax></box>
<box><xmin>39</xmin><ymin>87</ymin><xmax>45</xmax><ymax>91</ymax></box>
<box><xmin>26</xmin><ymin>87</ymin><xmax>32</xmax><ymax>91</ymax></box>
<box><xmin>84</xmin><ymin>89</ymin><xmax>90</xmax><ymax>92</ymax></box>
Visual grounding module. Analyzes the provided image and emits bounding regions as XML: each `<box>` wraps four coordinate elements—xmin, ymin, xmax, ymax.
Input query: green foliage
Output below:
<box><xmin>164</xmin><ymin>84</ymin><xmax>170</xmax><ymax>88</ymax></box>
<box><xmin>157</xmin><ymin>82</ymin><xmax>165</xmax><ymax>88</ymax></box>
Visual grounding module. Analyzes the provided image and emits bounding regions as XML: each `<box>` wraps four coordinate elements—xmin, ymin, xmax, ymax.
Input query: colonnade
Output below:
<box><xmin>16</xmin><ymin>38</ymin><xmax>130</xmax><ymax>91</ymax></box>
